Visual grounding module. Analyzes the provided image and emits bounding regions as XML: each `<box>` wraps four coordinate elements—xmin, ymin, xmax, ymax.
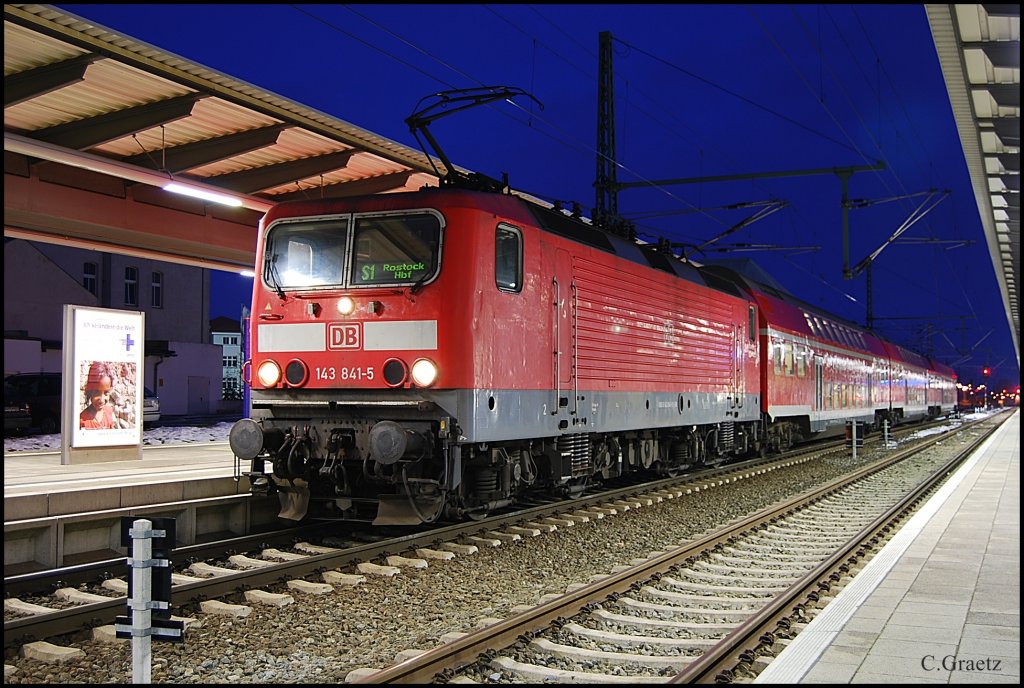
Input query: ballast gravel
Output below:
<box><xmin>3</xmin><ymin>431</ymin><xmax>978</xmax><ymax>684</ymax></box>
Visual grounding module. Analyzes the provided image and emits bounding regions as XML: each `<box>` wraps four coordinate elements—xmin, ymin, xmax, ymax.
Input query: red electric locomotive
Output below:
<box><xmin>229</xmin><ymin>187</ymin><xmax>767</xmax><ymax>524</ymax></box>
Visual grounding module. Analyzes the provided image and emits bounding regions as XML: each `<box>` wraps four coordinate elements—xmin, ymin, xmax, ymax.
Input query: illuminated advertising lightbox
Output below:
<box><xmin>68</xmin><ymin>306</ymin><xmax>145</xmax><ymax>449</ymax></box>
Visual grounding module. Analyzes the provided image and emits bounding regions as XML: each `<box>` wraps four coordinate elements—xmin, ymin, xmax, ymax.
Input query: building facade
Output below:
<box><xmin>3</xmin><ymin>238</ymin><xmax>224</xmax><ymax>417</ymax></box>
<box><xmin>210</xmin><ymin>316</ymin><xmax>244</xmax><ymax>406</ymax></box>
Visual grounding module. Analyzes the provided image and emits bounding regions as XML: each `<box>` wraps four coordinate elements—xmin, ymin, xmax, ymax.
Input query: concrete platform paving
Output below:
<box><xmin>756</xmin><ymin>409</ymin><xmax>1019</xmax><ymax>684</ymax></box>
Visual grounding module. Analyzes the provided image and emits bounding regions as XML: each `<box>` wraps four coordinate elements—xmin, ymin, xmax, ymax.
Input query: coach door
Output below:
<box><xmin>552</xmin><ymin>249</ymin><xmax>577</xmax><ymax>418</ymax></box>
<box><xmin>731</xmin><ymin>324</ymin><xmax>744</xmax><ymax>411</ymax></box>
<box><xmin>814</xmin><ymin>357</ymin><xmax>824</xmax><ymax>412</ymax></box>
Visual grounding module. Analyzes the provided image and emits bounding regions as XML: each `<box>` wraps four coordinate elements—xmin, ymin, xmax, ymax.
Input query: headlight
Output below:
<box><xmin>256</xmin><ymin>360</ymin><xmax>282</xmax><ymax>387</ymax></box>
<box><xmin>410</xmin><ymin>358</ymin><xmax>438</xmax><ymax>387</ymax></box>
<box><xmin>337</xmin><ymin>296</ymin><xmax>355</xmax><ymax>315</ymax></box>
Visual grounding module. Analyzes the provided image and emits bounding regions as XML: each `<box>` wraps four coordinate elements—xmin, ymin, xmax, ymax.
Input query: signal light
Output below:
<box><xmin>982</xmin><ymin>367</ymin><xmax>991</xmax><ymax>377</ymax></box>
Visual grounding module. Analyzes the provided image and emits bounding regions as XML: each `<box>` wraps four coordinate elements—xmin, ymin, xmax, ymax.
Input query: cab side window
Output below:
<box><xmin>495</xmin><ymin>224</ymin><xmax>523</xmax><ymax>293</ymax></box>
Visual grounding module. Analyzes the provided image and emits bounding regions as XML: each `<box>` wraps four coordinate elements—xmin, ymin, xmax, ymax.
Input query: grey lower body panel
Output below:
<box><xmin>807</xmin><ymin>411</ymin><xmax>879</xmax><ymax>435</ymax></box>
<box><xmin>434</xmin><ymin>388</ymin><xmax>760</xmax><ymax>444</ymax></box>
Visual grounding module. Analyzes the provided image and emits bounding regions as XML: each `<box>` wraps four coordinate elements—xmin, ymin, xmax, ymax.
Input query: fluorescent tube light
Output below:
<box><xmin>163</xmin><ymin>182</ymin><xmax>244</xmax><ymax>207</ymax></box>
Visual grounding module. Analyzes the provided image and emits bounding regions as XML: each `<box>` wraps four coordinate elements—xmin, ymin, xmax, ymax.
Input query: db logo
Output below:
<box><xmin>328</xmin><ymin>323</ymin><xmax>361</xmax><ymax>350</ymax></box>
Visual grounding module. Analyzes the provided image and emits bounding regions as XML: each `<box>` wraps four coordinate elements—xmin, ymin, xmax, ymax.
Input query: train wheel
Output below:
<box><xmin>566</xmin><ymin>478</ymin><xmax>590</xmax><ymax>497</ymax></box>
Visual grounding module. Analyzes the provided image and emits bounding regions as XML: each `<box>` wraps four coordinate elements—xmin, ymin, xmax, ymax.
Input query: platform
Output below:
<box><xmin>4</xmin><ymin>441</ymin><xmax>243</xmax><ymax>520</ymax></box>
<box><xmin>3</xmin><ymin>441</ymin><xmax>277</xmax><ymax>573</ymax></box>
<box><xmin>757</xmin><ymin>408</ymin><xmax>1020</xmax><ymax>684</ymax></box>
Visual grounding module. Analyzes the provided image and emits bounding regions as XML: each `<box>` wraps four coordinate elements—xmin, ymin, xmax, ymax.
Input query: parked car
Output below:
<box><xmin>4</xmin><ymin>372</ymin><xmax>61</xmax><ymax>434</ymax></box>
<box><xmin>4</xmin><ymin>382</ymin><xmax>33</xmax><ymax>435</ymax></box>
<box><xmin>5</xmin><ymin>372</ymin><xmax>161</xmax><ymax>433</ymax></box>
<box><xmin>143</xmin><ymin>387</ymin><xmax>161</xmax><ymax>426</ymax></box>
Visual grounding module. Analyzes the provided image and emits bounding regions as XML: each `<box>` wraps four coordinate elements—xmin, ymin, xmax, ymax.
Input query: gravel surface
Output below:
<box><xmin>3</xmin><ymin>423</ymin><xmax>986</xmax><ymax>684</ymax></box>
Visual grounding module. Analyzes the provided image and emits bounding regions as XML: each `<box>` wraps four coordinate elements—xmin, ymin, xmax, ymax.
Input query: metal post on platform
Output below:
<box><xmin>846</xmin><ymin>420</ymin><xmax>863</xmax><ymax>459</ymax></box>
<box><xmin>129</xmin><ymin>518</ymin><xmax>153</xmax><ymax>684</ymax></box>
<box><xmin>115</xmin><ymin>517</ymin><xmax>182</xmax><ymax>681</ymax></box>
<box><xmin>883</xmin><ymin>418</ymin><xmax>890</xmax><ymax>448</ymax></box>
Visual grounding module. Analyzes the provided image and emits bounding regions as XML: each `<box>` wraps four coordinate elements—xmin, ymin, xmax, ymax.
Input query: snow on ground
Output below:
<box><xmin>4</xmin><ymin>422</ymin><xmax>234</xmax><ymax>453</ymax></box>
<box><xmin>906</xmin><ymin>409</ymin><xmax>997</xmax><ymax>437</ymax></box>
<box><xmin>3</xmin><ymin>410</ymin><xmax>1004</xmax><ymax>454</ymax></box>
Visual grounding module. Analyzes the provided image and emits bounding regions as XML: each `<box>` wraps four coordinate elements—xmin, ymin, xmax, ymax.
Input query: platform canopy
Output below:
<box><xmin>4</xmin><ymin>4</ymin><xmax>442</xmax><ymax>271</ymax></box>
<box><xmin>927</xmin><ymin>4</ymin><xmax>1020</xmax><ymax>361</ymax></box>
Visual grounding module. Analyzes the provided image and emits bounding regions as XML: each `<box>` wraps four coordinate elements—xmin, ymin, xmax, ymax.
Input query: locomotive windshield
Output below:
<box><xmin>263</xmin><ymin>211</ymin><xmax>442</xmax><ymax>290</ymax></box>
<box><xmin>350</xmin><ymin>213</ymin><xmax>441</xmax><ymax>286</ymax></box>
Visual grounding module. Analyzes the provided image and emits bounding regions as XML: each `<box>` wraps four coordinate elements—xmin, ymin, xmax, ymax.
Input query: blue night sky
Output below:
<box><xmin>56</xmin><ymin>4</ymin><xmax>1019</xmax><ymax>387</ymax></box>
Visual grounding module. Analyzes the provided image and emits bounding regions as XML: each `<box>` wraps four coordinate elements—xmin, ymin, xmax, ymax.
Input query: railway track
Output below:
<box><xmin>353</xmin><ymin>413</ymin><xmax>1004</xmax><ymax>683</ymax></box>
<box><xmin>2</xmin><ymin>458</ymin><xmax>810</xmax><ymax>649</ymax></box>
<box><xmin>3</xmin><ymin>414</ymin><xmax>996</xmax><ymax>681</ymax></box>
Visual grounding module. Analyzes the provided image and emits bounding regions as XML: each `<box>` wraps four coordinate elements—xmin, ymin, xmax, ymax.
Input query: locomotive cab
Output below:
<box><xmin>230</xmin><ymin>191</ymin><xmax>558</xmax><ymax>525</ymax></box>
<box><xmin>232</xmin><ymin>201</ymin><xmax>461</xmax><ymax>524</ymax></box>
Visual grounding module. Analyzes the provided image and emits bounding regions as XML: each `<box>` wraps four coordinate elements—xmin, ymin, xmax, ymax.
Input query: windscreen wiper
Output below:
<box><xmin>266</xmin><ymin>254</ymin><xmax>286</xmax><ymax>300</ymax></box>
<box><xmin>409</xmin><ymin>268</ymin><xmax>433</xmax><ymax>295</ymax></box>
